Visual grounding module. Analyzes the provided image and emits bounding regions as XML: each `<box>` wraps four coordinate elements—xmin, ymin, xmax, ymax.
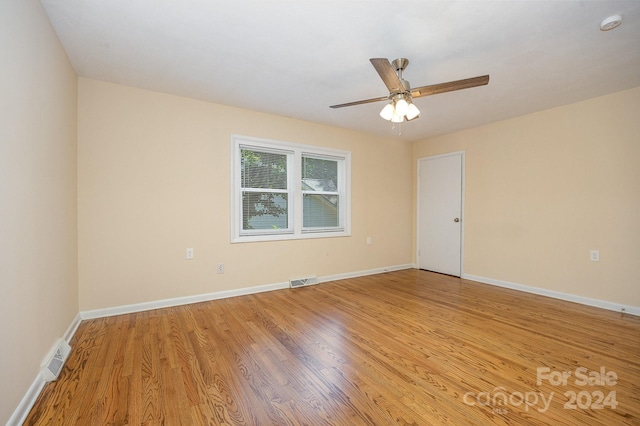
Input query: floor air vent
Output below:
<box><xmin>289</xmin><ymin>276</ymin><xmax>318</xmax><ymax>288</ymax></box>
<box><xmin>41</xmin><ymin>338</ymin><xmax>71</xmax><ymax>382</ymax></box>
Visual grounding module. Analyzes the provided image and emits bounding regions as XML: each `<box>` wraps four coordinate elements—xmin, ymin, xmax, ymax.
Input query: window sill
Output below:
<box><xmin>231</xmin><ymin>230</ymin><xmax>351</xmax><ymax>243</ymax></box>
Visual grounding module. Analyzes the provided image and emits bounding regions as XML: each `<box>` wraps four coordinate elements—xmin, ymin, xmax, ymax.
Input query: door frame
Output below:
<box><xmin>416</xmin><ymin>151</ymin><xmax>465</xmax><ymax>276</ymax></box>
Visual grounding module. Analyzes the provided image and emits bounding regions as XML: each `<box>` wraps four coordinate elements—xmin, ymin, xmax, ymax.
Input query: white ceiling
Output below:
<box><xmin>40</xmin><ymin>1</ymin><xmax>640</xmax><ymax>142</ymax></box>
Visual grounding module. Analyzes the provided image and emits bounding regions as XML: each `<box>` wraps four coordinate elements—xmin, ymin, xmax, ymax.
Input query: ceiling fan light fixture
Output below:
<box><xmin>380</xmin><ymin>94</ymin><xmax>420</xmax><ymax>122</ymax></box>
<box><xmin>380</xmin><ymin>103</ymin><xmax>394</xmax><ymax>120</ymax></box>
<box><xmin>395</xmin><ymin>97</ymin><xmax>409</xmax><ymax>116</ymax></box>
<box><xmin>406</xmin><ymin>103</ymin><xmax>420</xmax><ymax>120</ymax></box>
<box><xmin>391</xmin><ymin>110</ymin><xmax>405</xmax><ymax>123</ymax></box>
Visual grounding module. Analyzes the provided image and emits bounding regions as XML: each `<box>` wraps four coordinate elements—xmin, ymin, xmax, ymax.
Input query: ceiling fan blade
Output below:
<box><xmin>330</xmin><ymin>95</ymin><xmax>389</xmax><ymax>109</ymax></box>
<box><xmin>370</xmin><ymin>58</ymin><xmax>404</xmax><ymax>93</ymax></box>
<box><xmin>410</xmin><ymin>75</ymin><xmax>490</xmax><ymax>98</ymax></box>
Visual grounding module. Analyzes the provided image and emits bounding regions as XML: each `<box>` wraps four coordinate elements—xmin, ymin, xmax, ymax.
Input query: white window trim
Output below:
<box><xmin>230</xmin><ymin>135</ymin><xmax>351</xmax><ymax>243</ymax></box>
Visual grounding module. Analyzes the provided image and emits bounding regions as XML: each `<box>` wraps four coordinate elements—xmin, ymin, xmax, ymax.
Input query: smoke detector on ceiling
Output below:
<box><xmin>600</xmin><ymin>15</ymin><xmax>622</xmax><ymax>31</ymax></box>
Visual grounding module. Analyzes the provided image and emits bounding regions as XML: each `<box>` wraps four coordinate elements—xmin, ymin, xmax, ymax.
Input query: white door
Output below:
<box><xmin>418</xmin><ymin>152</ymin><xmax>463</xmax><ymax>276</ymax></box>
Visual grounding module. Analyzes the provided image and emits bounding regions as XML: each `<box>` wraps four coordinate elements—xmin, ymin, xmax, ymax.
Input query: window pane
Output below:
<box><xmin>242</xmin><ymin>192</ymin><xmax>288</xmax><ymax>230</ymax></box>
<box><xmin>303</xmin><ymin>194</ymin><xmax>339</xmax><ymax>228</ymax></box>
<box><xmin>302</xmin><ymin>157</ymin><xmax>337</xmax><ymax>192</ymax></box>
<box><xmin>241</xmin><ymin>149</ymin><xmax>287</xmax><ymax>190</ymax></box>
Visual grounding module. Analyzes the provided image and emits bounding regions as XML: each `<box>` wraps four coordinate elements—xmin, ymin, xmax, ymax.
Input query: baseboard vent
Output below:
<box><xmin>289</xmin><ymin>276</ymin><xmax>318</xmax><ymax>288</ymax></box>
<box><xmin>41</xmin><ymin>339</ymin><xmax>71</xmax><ymax>382</ymax></box>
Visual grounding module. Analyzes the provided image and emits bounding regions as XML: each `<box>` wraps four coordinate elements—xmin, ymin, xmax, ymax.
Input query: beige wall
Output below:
<box><xmin>77</xmin><ymin>78</ymin><xmax>413</xmax><ymax>311</ymax></box>
<box><xmin>0</xmin><ymin>0</ymin><xmax>78</xmax><ymax>423</ymax></box>
<box><xmin>414</xmin><ymin>87</ymin><xmax>640</xmax><ymax>307</ymax></box>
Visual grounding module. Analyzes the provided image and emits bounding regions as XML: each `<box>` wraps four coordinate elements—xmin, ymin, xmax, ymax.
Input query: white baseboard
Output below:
<box><xmin>6</xmin><ymin>375</ymin><xmax>46</xmax><ymax>426</ymax></box>
<box><xmin>462</xmin><ymin>273</ymin><xmax>640</xmax><ymax>316</ymax></box>
<box><xmin>7</xmin><ymin>312</ymin><xmax>82</xmax><ymax>426</ymax></box>
<box><xmin>320</xmin><ymin>263</ymin><xmax>417</xmax><ymax>283</ymax></box>
<box><xmin>81</xmin><ymin>263</ymin><xmax>417</xmax><ymax>320</ymax></box>
<box><xmin>80</xmin><ymin>281</ymin><xmax>290</xmax><ymax>320</ymax></box>
<box><xmin>62</xmin><ymin>313</ymin><xmax>82</xmax><ymax>344</ymax></box>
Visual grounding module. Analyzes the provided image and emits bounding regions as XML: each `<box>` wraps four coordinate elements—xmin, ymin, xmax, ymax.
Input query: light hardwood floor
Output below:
<box><xmin>26</xmin><ymin>270</ymin><xmax>640</xmax><ymax>425</ymax></box>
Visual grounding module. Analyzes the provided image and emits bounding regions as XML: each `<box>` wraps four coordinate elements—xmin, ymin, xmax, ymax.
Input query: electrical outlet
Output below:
<box><xmin>366</xmin><ymin>237</ymin><xmax>372</xmax><ymax>245</ymax></box>
<box><xmin>590</xmin><ymin>250</ymin><xmax>599</xmax><ymax>262</ymax></box>
<box><xmin>216</xmin><ymin>263</ymin><xmax>224</xmax><ymax>274</ymax></box>
<box><xmin>186</xmin><ymin>248</ymin><xmax>194</xmax><ymax>260</ymax></box>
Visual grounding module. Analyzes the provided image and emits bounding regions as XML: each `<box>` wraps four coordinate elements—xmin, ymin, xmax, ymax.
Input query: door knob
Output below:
<box><xmin>454</xmin><ymin>218</ymin><xmax>460</xmax><ymax>222</ymax></box>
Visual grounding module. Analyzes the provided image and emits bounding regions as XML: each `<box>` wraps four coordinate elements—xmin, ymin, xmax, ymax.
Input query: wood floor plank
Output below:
<box><xmin>24</xmin><ymin>270</ymin><xmax>640</xmax><ymax>425</ymax></box>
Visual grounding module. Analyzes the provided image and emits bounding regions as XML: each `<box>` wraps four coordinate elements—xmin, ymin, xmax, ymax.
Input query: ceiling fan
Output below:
<box><xmin>330</xmin><ymin>58</ymin><xmax>489</xmax><ymax>123</ymax></box>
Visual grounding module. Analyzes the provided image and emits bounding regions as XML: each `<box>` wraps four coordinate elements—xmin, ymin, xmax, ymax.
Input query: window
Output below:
<box><xmin>231</xmin><ymin>135</ymin><xmax>351</xmax><ymax>242</ymax></box>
